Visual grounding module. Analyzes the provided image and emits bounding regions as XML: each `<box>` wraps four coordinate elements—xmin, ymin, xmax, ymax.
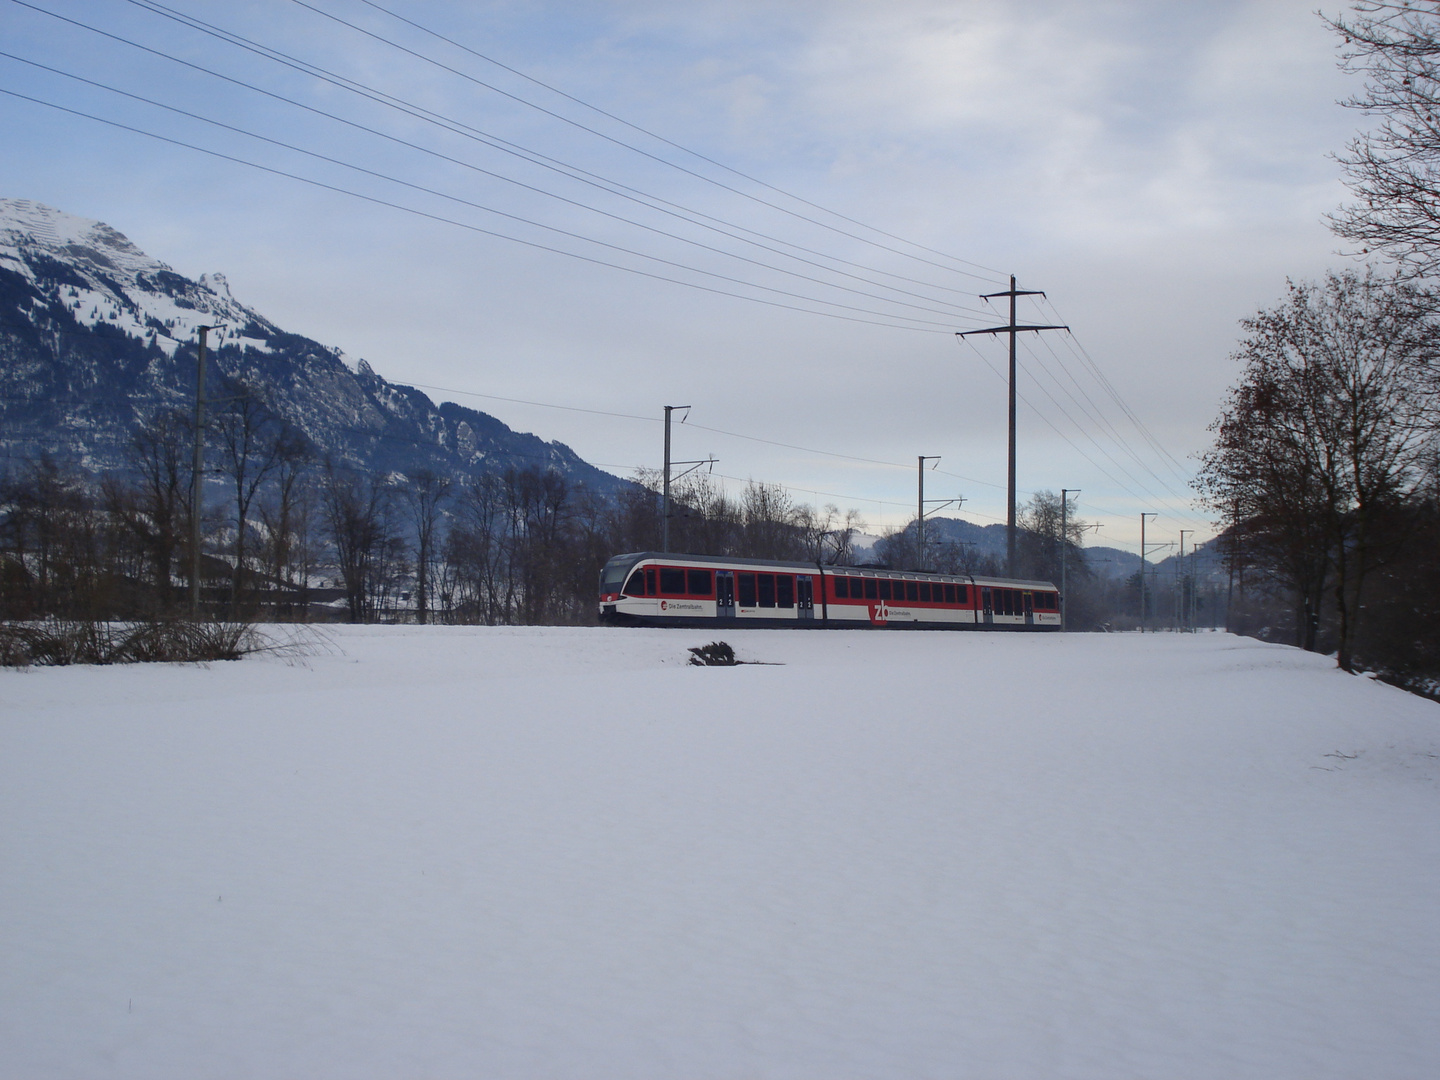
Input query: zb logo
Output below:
<box><xmin>869</xmin><ymin>601</ymin><xmax>890</xmax><ymax>625</ymax></box>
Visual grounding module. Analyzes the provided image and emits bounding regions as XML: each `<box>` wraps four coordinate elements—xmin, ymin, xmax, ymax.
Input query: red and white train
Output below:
<box><xmin>598</xmin><ymin>551</ymin><xmax>1061</xmax><ymax>630</ymax></box>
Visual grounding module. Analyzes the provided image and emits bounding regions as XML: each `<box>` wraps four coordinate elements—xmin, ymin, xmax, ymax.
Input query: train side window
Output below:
<box><xmin>957</xmin><ymin>584</ymin><xmax>969</xmax><ymax>604</ymax></box>
<box><xmin>878</xmin><ymin>579</ymin><xmax>892</xmax><ymax>601</ymax></box>
<box><xmin>919</xmin><ymin>582</ymin><xmax>932</xmax><ymax>603</ymax></box>
<box><xmin>776</xmin><ymin>575</ymin><xmax>794</xmax><ymax>608</ymax></box>
<box><xmin>834</xmin><ymin>576</ymin><xmax>849</xmax><ymax>599</ymax></box>
<box><xmin>848</xmin><ymin>576</ymin><xmax>864</xmax><ymax>598</ymax></box>
<box><xmin>944</xmin><ymin>583</ymin><xmax>956</xmax><ymax>604</ymax></box>
<box><xmin>659</xmin><ymin>567</ymin><xmax>686</xmax><ymax>594</ymax></box>
<box><xmin>688</xmin><ymin>569</ymin><xmax>713</xmax><ymax>596</ymax></box>
<box><xmin>738</xmin><ymin>573</ymin><xmax>757</xmax><ymax>607</ymax></box>
<box><xmin>905</xmin><ymin>581</ymin><xmax>918</xmax><ymax>602</ymax></box>
<box><xmin>623</xmin><ymin>570</ymin><xmax>646</xmax><ymax>596</ymax></box>
<box><xmin>646</xmin><ymin>568</ymin><xmax>657</xmax><ymax>596</ymax></box>
<box><xmin>757</xmin><ymin>574</ymin><xmax>776</xmax><ymax>608</ymax></box>
<box><xmin>863</xmin><ymin>578</ymin><xmax>878</xmax><ymax>600</ymax></box>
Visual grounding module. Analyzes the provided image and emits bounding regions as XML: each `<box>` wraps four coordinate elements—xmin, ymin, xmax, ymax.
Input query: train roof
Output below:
<box><xmin>828</xmin><ymin>566</ymin><xmax>1057</xmax><ymax>590</ymax></box>
<box><xmin>603</xmin><ymin>552</ymin><xmax>1057</xmax><ymax>591</ymax></box>
<box><xmin>604</xmin><ymin>551</ymin><xmax>822</xmax><ymax>573</ymax></box>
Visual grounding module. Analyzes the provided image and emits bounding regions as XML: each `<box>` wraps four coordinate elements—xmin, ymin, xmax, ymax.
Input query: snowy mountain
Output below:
<box><xmin>0</xmin><ymin>198</ymin><xmax>630</xmax><ymax>492</ymax></box>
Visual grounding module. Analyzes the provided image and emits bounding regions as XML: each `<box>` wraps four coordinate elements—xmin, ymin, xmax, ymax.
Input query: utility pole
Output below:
<box><xmin>1178</xmin><ymin>530</ymin><xmax>1192</xmax><ymax>632</ymax></box>
<box><xmin>918</xmin><ymin>456</ymin><xmax>926</xmax><ymax>572</ymax></box>
<box><xmin>916</xmin><ymin>456</ymin><xmax>958</xmax><ymax>573</ymax></box>
<box><xmin>1061</xmin><ymin>488</ymin><xmax>1078</xmax><ymax>631</ymax></box>
<box><xmin>660</xmin><ymin>405</ymin><xmax>713</xmax><ymax>553</ymax></box>
<box><xmin>956</xmin><ymin>276</ymin><xmax>1066</xmax><ymax>576</ymax></box>
<box><xmin>190</xmin><ymin>325</ymin><xmax>218</xmax><ymax>616</ymax></box>
<box><xmin>1139</xmin><ymin>512</ymin><xmax>1155</xmax><ymax>632</ymax></box>
<box><xmin>661</xmin><ymin>404</ymin><xmax>689</xmax><ymax>553</ymax></box>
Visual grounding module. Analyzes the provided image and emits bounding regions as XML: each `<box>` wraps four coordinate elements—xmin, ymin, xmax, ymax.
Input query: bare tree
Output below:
<box><xmin>1328</xmin><ymin>2</ymin><xmax>1440</xmax><ymax>275</ymax></box>
<box><xmin>320</xmin><ymin>462</ymin><xmax>396</xmax><ymax>623</ymax></box>
<box><xmin>797</xmin><ymin>503</ymin><xmax>864</xmax><ymax>564</ymax></box>
<box><xmin>214</xmin><ymin>384</ymin><xmax>307</xmax><ymax>609</ymax></box>
<box><xmin>115</xmin><ymin>408</ymin><xmax>192</xmax><ymax>606</ymax></box>
<box><xmin>256</xmin><ymin>452</ymin><xmax>315</xmax><ymax>615</ymax></box>
<box><xmin>872</xmin><ymin>523</ymin><xmax>918</xmax><ymax>570</ymax></box>
<box><xmin>739</xmin><ymin>481</ymin><xmax>802</xmax><ymax>560</ymax></box>
<box><xmin>398</xmin><ymin>468</ymin><xmax>452</xmax><ymax>624</ymax></box>
<box><xmin>0</xmin><ymin>457</ymin><xmax>109</xmax><ymax>616</ymax></box>
<box><xmin>1197</xmin><ymin>270</ymin><xmax>1440</xmax><ymax>667</ymax></box>
<box><xmin>1017</xmin><ymin>490</ymin><xmax>1089</xmax><ymax>584</ymax></box>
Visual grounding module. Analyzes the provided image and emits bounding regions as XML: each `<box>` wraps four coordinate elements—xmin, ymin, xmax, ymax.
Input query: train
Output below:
<box><xmin>598</xmin><ymin>551</ymin><xmax>1061</xmax><ymax>630</ymax></box>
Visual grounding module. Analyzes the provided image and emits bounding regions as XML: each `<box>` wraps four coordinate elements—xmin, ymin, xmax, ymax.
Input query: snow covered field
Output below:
<box><xmin>3</xmin><ymin>627</ymin><xmax>1438</xmax><ymax>1079</ymax></box>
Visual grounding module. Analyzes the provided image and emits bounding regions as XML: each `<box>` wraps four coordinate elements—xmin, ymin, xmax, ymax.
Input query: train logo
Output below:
<box><xmin>660</xmin><ymin>600</ymin><xmax>667</xmax><ymax>611</ymax></box>
<box><xmin>869</xmin><ymin>601</ymin><xmax>890</xmax><ymax>625</ymax></box>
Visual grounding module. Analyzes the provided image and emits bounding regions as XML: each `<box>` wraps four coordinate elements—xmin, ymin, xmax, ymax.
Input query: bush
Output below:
<box><xmin>688</xmin><ymin>641</ymin><xmax>738</xmax><ymax>666</ymax></box>
<box><xmin>0</xmin><ymin>617</ymin><xmax>260</xmax><ymax>666</ymax></box>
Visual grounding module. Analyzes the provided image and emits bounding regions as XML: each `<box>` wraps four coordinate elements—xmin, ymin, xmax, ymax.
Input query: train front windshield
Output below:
<box><xmin>599</xmin><ymin>557</ymin><xmax>635</xmax><ymax>594</ymax></box>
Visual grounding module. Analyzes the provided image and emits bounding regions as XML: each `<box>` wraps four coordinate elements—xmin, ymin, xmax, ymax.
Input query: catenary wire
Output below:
<box><xmin>117</xmin><ymin>0</ymin><xmax>1004</xmax><ymax>312</ymax></box>
<box><xmin>0</xmin><ymin>87</ymin><xmax>972</xmax><ymax>335</ymax></box>
<box><xmin>1040</xmin><ymin>295</ymin><xmax>1196</xmax><ymax>487</ymax></box>
<box><xmin>1015</xmin><ymin>336</ymin><xmax>1184</xmax><ymax>507</ymax></box>
<box><xmin>348</xmin><ymin>0</ymin><xmax>1008</xmax><ymax>281</ymax></box>
<box><xmin>0</xmin><ymin>53</ymin><xmax>982</xmax><ymax>330</ymax></box>
<box><xmin>0</xmin><ymin>2</ymin><xmax>1209</xmax><ymax>538</ymax></box>
<box><xmin>1030</xmin><ymin>329</ymin><xmax>1191</xmax><ymax>497</ymax></box>
<box><xmin>958</xmin><ymin>334</ymin><xmax>1209</xmax><ymax>532</ymax></box>
<box><xmin>282</xmin><ymin>0</ymin><xmax>1007</xmax><ymax>285</ymax></box>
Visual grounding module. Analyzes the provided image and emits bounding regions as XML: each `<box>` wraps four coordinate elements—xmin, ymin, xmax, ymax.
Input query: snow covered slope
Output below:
<box><xmin>0</xmin><ymin>198</ymin><xmax>628</xmax><ymax>491</ymax></box>
<box><xmin>0</xmin><ymin>197</ymin><xmax>276</xmax><ymax>356</ymax></box>
<box><xmin>3</xmin><ymin>629</ymin><xmax>1437</xmax><ymax>1078</ymax></box>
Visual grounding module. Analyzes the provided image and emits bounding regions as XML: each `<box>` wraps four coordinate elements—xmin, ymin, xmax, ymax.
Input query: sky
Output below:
<box><xmin>0</xmin><ymin>0</ymin><xmax>1370</xmax><ymax>552</ymax></box>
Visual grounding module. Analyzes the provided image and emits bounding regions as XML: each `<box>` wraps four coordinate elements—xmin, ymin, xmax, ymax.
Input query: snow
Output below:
<box><xmin>2</xmin><ymin>627</ymin><xmax>1438</xmax><ymax>1078</ymax></box>
<box><xmin>0</xmin><ymin>197</ymin><xmax>274</xmax><ymax>356</ymax></box>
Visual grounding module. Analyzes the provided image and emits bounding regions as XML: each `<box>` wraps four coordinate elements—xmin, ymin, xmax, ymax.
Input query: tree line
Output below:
<box><xmin>5</xmin><ymin>385</ymin><xmax>1150</xmax><ymax>630</ymax></box>
<box><xmin>1190</xmin><ymin>3</ymin><xmax>1440</xmax><ymax>689</ymax></box>
<box><xmin>1196</xmin><ymin>270</ymin><xmax>1440</xmax><ymax>677</ymax></box>
<box><xmin>0</xmin><ymin>383</ymin><xmax>898</xmax><ymax>625</ymax></box>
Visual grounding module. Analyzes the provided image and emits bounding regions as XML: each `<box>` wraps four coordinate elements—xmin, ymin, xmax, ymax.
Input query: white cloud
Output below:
<box><xmin>0</xmin><ymin>0</ymin><xmax>1370</xmax><ymax>543</ymax></box>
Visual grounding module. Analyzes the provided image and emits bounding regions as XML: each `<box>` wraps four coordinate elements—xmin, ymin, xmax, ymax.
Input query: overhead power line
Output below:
<box><xmin>344</xmin><ymin>0</ymin><xmax>1006</xmax><ymax>281</ymax></box>
<box><xmin>0</xmin><ymin>87</ymin><xmax>975</xmax><ymax>335</ymax></box>
<box><xmin>2</xmin><ymin>0</ymin><xmax>1206</xmax><ymax>536</ymax></box>
<box><xmin>0</xmin><ymin>54</ymin><xmax>978</xmax><ymax>330</ymax></box>
<box><xmin>92</xmin><ymin>0</ymin><xmax>1004</xmax><ymax>317</ymax></box>
<box><xmin>7</xmin><ymin>0</ymin><xmax>1002</xmax><ymax>330</ymax></box>
<box><xmin>279</xmin><ymin>0</ymin><xmax>1006</xmax><ymax>285</ymax></box>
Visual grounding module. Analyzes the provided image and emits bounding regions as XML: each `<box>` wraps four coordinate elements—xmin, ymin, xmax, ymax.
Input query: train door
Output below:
<box><xmin>1023</xmin><ymin>591</ymin><xmax>1034</xmax><ymax>626</ymax></box>
<box><xmin>981</xmin><ymin>587</ymin><xmax>994</xmax><ymax>625</ymax></box>
<box><xmin>797</xmin><ymin>575</ymin><xmax>814</xmax><ymax>620</ymax></box>
<box><xmin>716</xmin><ymin>571</ymin><xmax>735</xmax><ymax>620</ymax></box>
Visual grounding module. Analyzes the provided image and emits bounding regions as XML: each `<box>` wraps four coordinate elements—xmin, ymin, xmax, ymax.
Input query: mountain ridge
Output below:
<box><xmin>0</xmin><ymin>197</ymin><xmax>631</xmax><ymax>494</ymax></box>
